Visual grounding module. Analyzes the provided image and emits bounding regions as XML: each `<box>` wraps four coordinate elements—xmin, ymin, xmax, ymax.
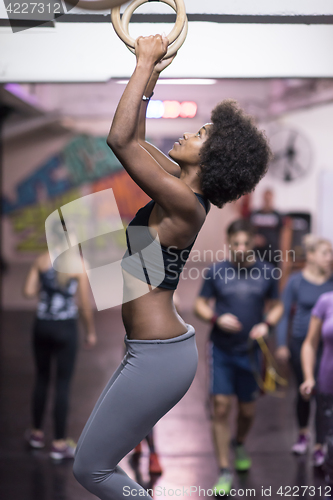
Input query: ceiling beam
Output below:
<box><xmin>1</xmin><ymin>14</ymin><xmax>333</xmax><ymax>26</ymax></box>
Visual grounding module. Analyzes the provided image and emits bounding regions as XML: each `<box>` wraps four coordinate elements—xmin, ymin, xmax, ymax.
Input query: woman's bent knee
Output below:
<box><xmin>73</xmin><ymin>454</ymin><xmax>92</xmax><ymax>489</ymax></box>
<box><xmin>73</xmin><ymin>456</ymin><xmax>83</xmax><ymax>484</ymax></box>
<box><xmin>73</xmin><ymin>455</ymin><xmax>117</xmax><ymax>497</ymax></box>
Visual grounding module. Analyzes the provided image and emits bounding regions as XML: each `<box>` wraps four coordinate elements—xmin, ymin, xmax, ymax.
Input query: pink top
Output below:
<box><xmin>312</xmin><ymin>292</ymin><xmax>333</xmax><ymax>395</ymax></box>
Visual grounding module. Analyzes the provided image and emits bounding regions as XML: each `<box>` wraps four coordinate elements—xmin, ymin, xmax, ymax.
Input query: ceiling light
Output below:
<box><xmin>146</xmin><ymin>100</ymin><xmax>197</xmax><ymax>119</ymax></box>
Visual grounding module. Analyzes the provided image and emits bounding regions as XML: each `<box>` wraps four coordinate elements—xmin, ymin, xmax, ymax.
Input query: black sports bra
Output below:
<box><xmin>121</xmin><ymin>193</ymin><xmax>210</xmax><ymax>290</ymax></box>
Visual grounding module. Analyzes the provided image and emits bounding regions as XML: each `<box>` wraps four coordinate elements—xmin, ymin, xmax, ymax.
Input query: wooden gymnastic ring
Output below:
<box><xmin>124</xmin><ymin>19</ymin><xmax>188</xmax><ymax>60</ymax></box>
<box><xmin>111</xmin><ymin>0</ymin><xmax>186</xmax><ymax>52</ymax></box>
<box><xmin>121</xmin><ymin>0</ymin><xmax>188</xmax><ymax>59</ymax></box>
<box><xmin>63</xmin><ymin>0</ymin><xmax>128</xmax><ymax>11</ymax></box>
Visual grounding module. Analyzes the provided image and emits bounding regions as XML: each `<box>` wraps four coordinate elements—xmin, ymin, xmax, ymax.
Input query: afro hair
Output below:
<box><xmin>199</xmin><ymin>100</ymin><xmax>272</xmax><ymax>208</ymax></box>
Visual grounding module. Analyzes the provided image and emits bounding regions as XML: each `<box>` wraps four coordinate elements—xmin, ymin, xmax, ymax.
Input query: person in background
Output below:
<box><xmin>23</xmin><ymin>247</ymin><xmax>96</xmax><ymax>460</ymax></box>
<box><xmin>250</xmin><ymin>188</ymin><xmax>284</xmax><ymax>266</ymax></box>
<box><xmin>275</xmin><ymin>235</ymin><xmax>333</xmax><ymax>465</ymax></box>
<box><xmin>300</xmin><ymin>291</ymin><xmax>333</xmax><ymax>483</ymax></box>
<box><xmin>194</xmin><ymin>219</ymin><xmax>283</xmax><ymax>495</ymax></box>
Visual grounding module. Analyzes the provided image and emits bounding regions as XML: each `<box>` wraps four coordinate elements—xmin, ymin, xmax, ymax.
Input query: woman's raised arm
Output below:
<box><xmin>107</xmin><ymin>35</ymin><xmax>199</xmax><ymax>216</ymax></box>
<box><xmin>107</xmin><ymin>35</ymin><xmax>167</xmax><ymax>151</ymax></box>
<box><xmin>137</xmin><ymin>56</ymin><xmax>181</xmax><ymax>178</ymax></box>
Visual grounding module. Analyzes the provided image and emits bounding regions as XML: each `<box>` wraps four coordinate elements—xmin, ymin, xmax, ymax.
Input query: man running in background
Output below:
<box><xmin>194</xmin><ymin>219</ymin><xmax>283</xmax><ymax>495</ymax></box>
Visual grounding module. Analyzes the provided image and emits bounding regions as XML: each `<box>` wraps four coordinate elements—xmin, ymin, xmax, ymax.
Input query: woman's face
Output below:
<box><xmin>309</xmin><ymin>243</ymin><xmax>333</xmax><ymax>273</ymax></box>
<box><xmin>168</xmin><ymin>123</ymin><xmax>212</xmax><ymax>166</ymax></box>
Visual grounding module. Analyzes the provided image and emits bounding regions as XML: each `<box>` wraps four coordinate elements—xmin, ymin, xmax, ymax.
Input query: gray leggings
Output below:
<box><xmin>73</xmin><ymin>325</ymin><xmax>198</xmax><ymax>499</ymax></box>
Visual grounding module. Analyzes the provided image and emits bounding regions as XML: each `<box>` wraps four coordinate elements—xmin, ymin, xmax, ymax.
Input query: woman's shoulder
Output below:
<box><xmin>312</xmin><ymin>291</ymin><xmax>333</xmax><ymax>318</ymax></box>
<box><xmin>35</xmin><ymin>252</ymin><xmax>52</xmax><ymax>272</ymax></box>
<box><xmin>317</xmin><ymin>290</ymin><xmax>333</xmax><ymax>303</ymax></box>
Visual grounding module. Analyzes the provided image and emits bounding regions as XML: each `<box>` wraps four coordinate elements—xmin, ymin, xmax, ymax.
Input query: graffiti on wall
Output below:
<box><xmin>3</xmin><ymin>135</ymin><xmax>149</xmax><ymax>253</ymax></box>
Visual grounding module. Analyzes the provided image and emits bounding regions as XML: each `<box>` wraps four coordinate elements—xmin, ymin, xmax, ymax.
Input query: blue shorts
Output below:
<box><xmin>209</xmin><ymin>343</ymin><xmax>260</xmax><ymax>402</ymax></box>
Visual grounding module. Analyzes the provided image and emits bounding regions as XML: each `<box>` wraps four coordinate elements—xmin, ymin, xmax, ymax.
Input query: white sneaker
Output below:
<box><xmin>25</xmin><ymin>429</ymin><xmax>45</xmax><ymax>449</ymax></box>
<box><xmin>291</xmin><ymin>434</ymin><xmax>310</xmax><ymax>455</ymax></box>
<box><xmin>313</xmin><ymin>448</ymin><xmax>325</xmax><ymax>467</ymax></box>
<box><xmin>50</xmin><ymin>439</ymin><xmax>76</xmax><ymax>460</ymax></box>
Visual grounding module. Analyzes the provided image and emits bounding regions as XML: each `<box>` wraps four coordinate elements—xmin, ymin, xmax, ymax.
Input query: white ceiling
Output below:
<box><xmin>2</xmin><ymin>0</ymin><xmax>333</xmax><ymax>139</ymax></box>
<box><xmin>1</xmin><ymin>0</ymin><xmax>333</xmax><ymax>82</ymax></box>
<box><xmin>1</xmin><ymin>22</ymin><xmax>333</xmax><ymax>82</ymax></box>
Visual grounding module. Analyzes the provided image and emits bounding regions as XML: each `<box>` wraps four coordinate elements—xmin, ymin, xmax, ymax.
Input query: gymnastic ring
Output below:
<box><xmin>123</xmin><ymin>13</ymin><xmax>188</xmax><ymax>60</ymax></box>
<box><xmin>111</xmin><ymin>0</ymin><xmax>186</xmax><ymax>55</ymax></box>
<box><xmin>63</xmin><ymin>0</ymin><xmax>127</xmax><ymax>11</ymax></box>
<box><xmin>121</xmin><ymin>0</ymin><xmax>188</xmax><ymax>59</ymax></box>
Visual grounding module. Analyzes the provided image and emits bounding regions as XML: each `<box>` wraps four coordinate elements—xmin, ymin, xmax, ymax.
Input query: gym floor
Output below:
<box><xmin>0</xmin><ymin>295</ymin><xmax>330</xmax><ymax>499</ymax></box>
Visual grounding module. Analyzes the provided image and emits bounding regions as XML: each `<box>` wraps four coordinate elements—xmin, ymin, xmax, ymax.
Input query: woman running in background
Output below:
<box><xmin>275</xmin><ymin>235</ymin><xmax>333</xmax><ymax>465</ymax></box>
<box><xmin>300</xmin><ymin>291</ymin><xmax>333</xmax><ymax>482</ymax></box>
<box><xmin>24</xmin><ymin>247</ymin><xmax>96</xmax><ymax>460</ymax></box>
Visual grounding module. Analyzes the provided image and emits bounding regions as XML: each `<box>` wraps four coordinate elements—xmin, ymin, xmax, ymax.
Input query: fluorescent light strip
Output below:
<box><xmin>116</xmin><ymin>79</ymin><xmax>217</xmax><ymax>85</ymax></box>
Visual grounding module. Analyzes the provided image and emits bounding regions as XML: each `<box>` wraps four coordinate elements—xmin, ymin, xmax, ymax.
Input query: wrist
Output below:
<box><xmin>263</xmin><ymin>319</ymin><xmax>274</xmax><ymax>332</ymax></box>
<box><xmin>151</xmin><ymin>68</ymin><xmax>161</xmax><ymax>78</ymax></box>
<box><xmin>136</xmin><ymin>59</ymin><xmax>155</xmax><ymax>74</ymax></box>
<box><xmin>210</xmin><ymin>314</ymin><xmax>218</xmax><ymax>325</ymax></box>
<box><xmin>142</xmin><ymin>91</ymin><xmax>154</xmax><ymax>102</ymax></box>
<box><xmin>145</xmin><ymin>72</ymin><xmax>158</xmax><ymax>96</ymax></box>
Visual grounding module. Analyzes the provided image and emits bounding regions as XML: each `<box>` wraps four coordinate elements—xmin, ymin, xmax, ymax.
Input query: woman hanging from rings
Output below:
<box><xmin>73</xmin><ymin>34</ymin><xmax>271</xmax><ymax>499</ymax></box>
